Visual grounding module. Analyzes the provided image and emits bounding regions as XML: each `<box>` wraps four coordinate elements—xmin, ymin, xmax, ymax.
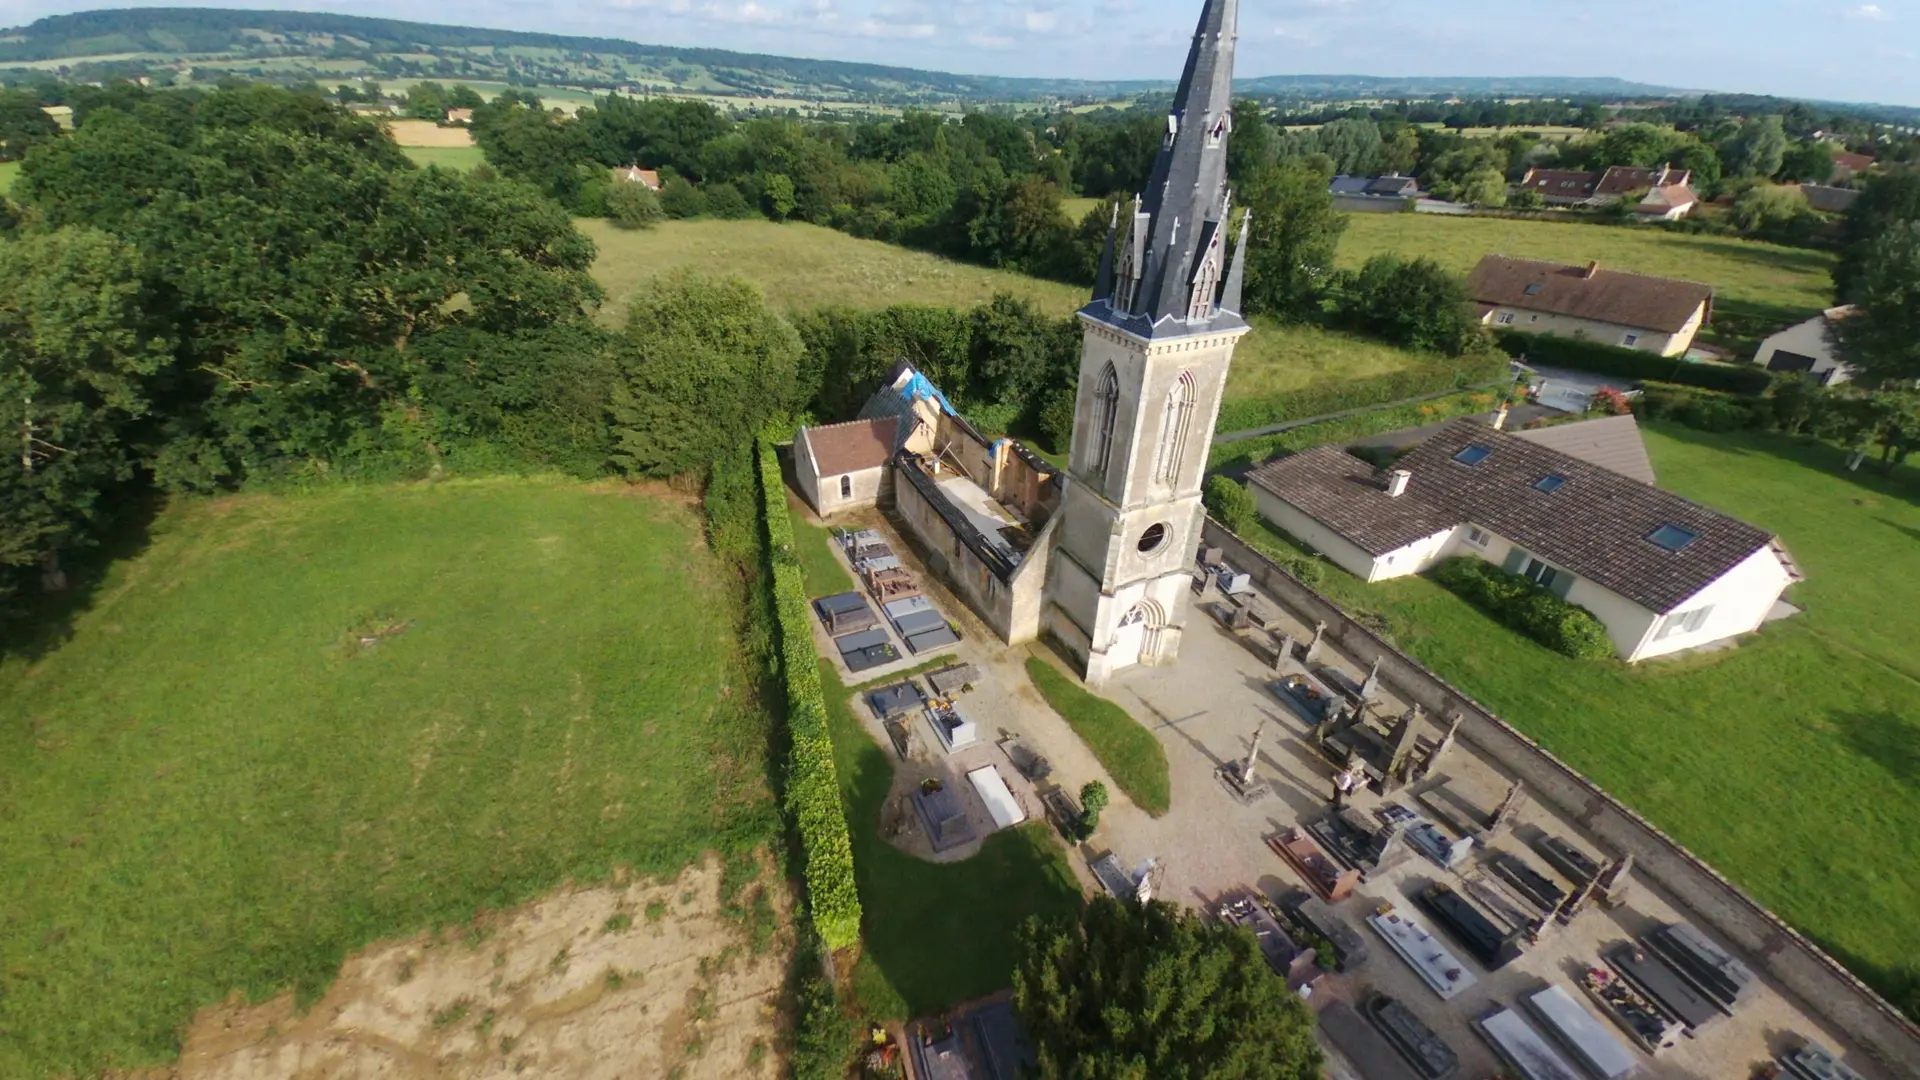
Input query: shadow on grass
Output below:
<box><xmin>1644</xmin><ymin>423</ymin><xmax>1920</xmax><ymax>507</ymax></box>
<box><xmin>822</xmin><ymin>663</ymin><xmax>1082</xmax><ymax>1022</ymax></box>
<box><xmin>0</xmin><ymin>488</ymin><xmax>163</xmax><ymax>662</ymax></box>
<box><xmin>1803</xmin><ymin>932</ymin><xmax>1920</xmax><ymax>1024</ymax></box>
<box><xmin>1831</xmin><ymin>710</ymin><xmax>1920</xmax><ymax>791</ymax></box>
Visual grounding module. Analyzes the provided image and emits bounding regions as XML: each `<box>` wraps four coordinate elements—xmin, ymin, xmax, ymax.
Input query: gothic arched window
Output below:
<box><xmin>1154</xmin><ymin>371</ymin><xmax>1196</xmax><ymax>486</ymax></box>
<box><xmin>1091</xmin><ymin>363</ymin><xmax>1120</xmax><ymax>476</ymax></box>
<box><xmin>1188</xmin><ymin>248</ymin><xmax>1221</xmax><ymax>319</ymax></box>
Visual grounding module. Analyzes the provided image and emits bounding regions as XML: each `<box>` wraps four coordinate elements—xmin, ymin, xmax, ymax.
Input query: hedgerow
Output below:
<box><xmin>1494</xmin><ymin>329</ymin><xmax>1774</xmax><ymax>396</ymax></box>
<box><xmin>756</xmin><ymin>437</ymin><xmax>863</xmax><ymax>951</ymax></box>
<box><xmin>1430</xmin><ymin>557</ymin><xmax>1615</xmax><ymax>660</ymax></box>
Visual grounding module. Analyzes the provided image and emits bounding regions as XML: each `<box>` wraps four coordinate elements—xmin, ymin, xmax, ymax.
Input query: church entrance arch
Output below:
<box><xmin>1108</xmin><ymin>599</ymin><xmax>1166</xmax><ymax>670</ymax></box>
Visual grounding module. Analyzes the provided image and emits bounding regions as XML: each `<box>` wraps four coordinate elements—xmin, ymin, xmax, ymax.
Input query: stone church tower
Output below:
<box><xmin>1043</xmin><ymin>0</ymin><xmax>1252</xmax><ymax>685</ymax></box>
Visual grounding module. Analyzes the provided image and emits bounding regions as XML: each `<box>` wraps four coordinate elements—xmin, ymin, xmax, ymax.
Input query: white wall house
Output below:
<box><xmin>1753</xmin><ymin>307</ymin><xmax>1858</xmax><ymax>386</ymax></box>
<box><xmin>1469</xmin><ymin>255</ymin><xmax>1714</xmax><ymax>358</ymax></box>
<box><xmin>1246</xmin><ymin>419</ymin><xmax>1799</xmax><ymax>662</ymax></box>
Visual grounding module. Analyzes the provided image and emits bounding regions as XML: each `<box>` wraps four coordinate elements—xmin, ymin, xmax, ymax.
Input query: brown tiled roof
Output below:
<box><xmin>1634</xmin><ymin>183</ymin><xmax>1697</xmax><ymax>212</ymax></box>
<box><xmin>1513</xmin><ymin>414</ymin><xmax>1657</xmax><ymax>485</ymax></box>
<box><xmin>1595</xmin><ymin>164</ymin><xmax>1690</xmax><ymax>197</ymax></box>
<box><xmin>1800</xmin><ymin>184</ymin><xmax>1860</xmax><ymax>213</ymax></box>
<box><xmin>1521</xmin><ymin>168</ymin><xmax>1598</xmax><ymax>194</ymax></box>
<box><xmin>1248</xmin><ymin>418</ymin><xmax>1776</xmax><ymax>613</ymax></box>
<box><xmin>1468</xmin><ymin>255</ymin><xmax>1712</xmax><ymax>334</ymax></box>
<box><xmin>1832</xmin><ymin>152</ymin><xmax>1874</xmax><ymax>172</ymax></box>
<box><xmin>802</xmin><ymin>417</ymin><xmax>898</xmax><ymax>476</ymax></box>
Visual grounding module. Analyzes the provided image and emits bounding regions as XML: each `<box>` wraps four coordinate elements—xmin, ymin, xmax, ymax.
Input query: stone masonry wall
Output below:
<box><xmin>1200</xmin><ymin>517</ymin><xmax>1920</xmax><ymax>1080</ymax></box>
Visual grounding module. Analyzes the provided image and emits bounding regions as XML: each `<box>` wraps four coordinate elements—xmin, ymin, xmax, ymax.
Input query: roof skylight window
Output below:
<box><xmin>1453</xmin><ymin>444</ymin><xmax>1493</xmax><ymax>466</ymax></box>
<box><xmin>1534</xmin><ymin>474</ymin><xmax>1567</xmax><ymax>493</ymax></box>
<box><xmin>1648</xmin><ymin>524</ymin><xmax>1699</xmax><ymax>552</ymax></box>
<box><xmin>1524</xmin><ymin>283</ymin><xmax>1544</xmax><ymax>295</ymax></box>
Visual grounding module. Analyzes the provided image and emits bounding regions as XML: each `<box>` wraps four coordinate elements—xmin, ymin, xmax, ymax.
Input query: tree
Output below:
<box><xmin>1014</xmin><ymin>897</ymin><xmax>1323</xmax><ymax>1080</ymax></box>
<box><xmin>1596</xmin><ymin>123</ymin><xmax>1671</xmax><ymax>168</ymax></box>
<box><xmin>607</xmin><ymin>179</ymin><xmax>664</xmax><ymax>228</ymax></box>
<box><xmin>1834</xmin><ymin>169</ymin><xmax>1920</xmax><ymax>300</ymax></box>
<box><xmin>1226</xmin><ymin>99</ymin><xmax>1275</xmax><ymax>181</ymax></box>
<box><xmin>1237</xmin><ymin>161</ymin><xmax>1346</xmax><ymax>322</ymax></box>
<box><xmin>1729</xmin><ymin>183</ymin><xmax>1813</xmax><ymax>235</ymax></box>
<box><xmin>1778</xmin><ymin>140</ymin><xmax>1835</xmax><ymax>184</ymax></box>
<box><xmin>761</xmin><ymin>172</ymin><xmax>797</xmax><ymax>220</ymax></box>
<box><xmin>607</xmin><ymin>272</ymin><xmax>803</xmax><ymax>477</ymax></box>
<box><xmin>658</xmin><ymin>175</ymin><xmax>706</xmax><ymax>218</ymax></box>
<box><xmin>0</xmin><ymin>89</ymin><xmax>61</xmax><ymax>163</ymax></box>
<box><xmin>1723</xmin><ymin>115</ymin><xmax>1788</xmax><ymax>178</ymax></box>
<box><xmin>1835</xmin><ymin>221</ymin><xmax>1920</xmax><ymax>385</ymax></box>
<box><xmin>0</xmin><ymin>228</ymin><xmax>167</xmax><ymax>602</ymax></box>
<box><xmin>1768</xmin><ymin>374</ymin><xmax>1822</xmax><ymax>435</ymax></box>
<box><xmin>1457</xmin><ymin>167</ymin><xmax>1509</xmax><ymax>208</ymax></box>
<box><xmin>404</xmin><ymin>80</ymin><xmax>448</xmax><ymax>121</ymax></box>
<box><xmin>1330</xmin><ymin>255</ymin><xmax>1482</xmax><ymax>356</ymax></box>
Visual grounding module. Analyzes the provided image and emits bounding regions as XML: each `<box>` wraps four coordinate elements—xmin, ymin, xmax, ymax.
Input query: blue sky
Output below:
<box><xmin>3</xmin><ymin>0</ymin><xmax>1918</xmax><ymax>106</ymax></box>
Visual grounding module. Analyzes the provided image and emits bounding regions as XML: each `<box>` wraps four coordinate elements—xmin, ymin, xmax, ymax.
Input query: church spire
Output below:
<box><xmin>1090</xmin><ymin>0</ymin><xmax>1239</xmax><ymax>334</ymax></box>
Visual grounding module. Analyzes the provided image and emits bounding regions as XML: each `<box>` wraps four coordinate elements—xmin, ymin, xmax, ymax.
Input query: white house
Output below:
<box><xmin>1245</xmin><ymin>418</ymin><xmax>1799</xmax><ymax>662</ymax></box>
<box><xmin>793</xmin><ymin>417</ymin><xmax>898</xmax><ymax>517</ymax></box>
<box><xmin>1470</xmin><ymin>255</ymin><xmax>1713</xmax><ymax>358</ymax></box>
<box><xmin>1753</xmin><ymin>307</ymin><xmax>1858</xmax><ymax>386</ymax></box>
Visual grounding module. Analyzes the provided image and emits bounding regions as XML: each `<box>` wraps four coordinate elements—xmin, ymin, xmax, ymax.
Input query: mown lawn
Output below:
<box><xmin>0</xmin><ymin>478</ymin><xmax>779</xmax><ymax>1076</ymax></box>
<box><xmin>402</xmin><ymin>145</ymin><xmax>487</xmax><ymax>170</ymax></box>
<box><xmin>1339</xmin><ymin>212</ymin><xmax>1837</xmax><ymax>333</ymax></box>
<box><xmin>1024</xmin><ymin>656</ymin><xmax>1172</xmax><ymax>816</ymax></box>
<box><xmin>1250</xmin><ymin>424</ymin><xmax>1920</xmax><ymax>1011</ymax></box>
<box><xmin>1225</xmin><ymin>322</ymin><xmax>1443</xmax><ymax>407</ymax></box>
<box><xmin>579</xmin><ymin>217</ymin><xmax>1087</xmax><ymax>323</ymax></box>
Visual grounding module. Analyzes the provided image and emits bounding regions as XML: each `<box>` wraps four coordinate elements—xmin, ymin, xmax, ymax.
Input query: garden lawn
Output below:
<box><xmin>402</xmin><ymin>145</ymin><xmax>488</xmax><ymax>170</ymax></box>
<box><xmin>822</xmin><ymin>653</ymin><xmax>1082</xmax><ymax>1022</ymax></box>
<box><xmin>1250</xmin><ymin>424</ymin><xmax>1920</xmax><ymax>1011</ymax></box>
<box><xmin>0</xmin><ymin>477</ymin><xmax>779</xmax><ymax>1077</ymax></box>
<box><xmin>1225</xmin><ymin>322</ymin><xmax>1441</xmax><ymax>409</ymax></box>
<box><xmin>1339</xmin><ymin>212</ymin><xmax>1837</xmax><ymax>334</ymax></box>
<box><xmin>580</xmin><ymin>218</ymin><xmax>1087</xmax><ymax>323</ymax></box>
<box><xmin>1024</xmin><ymin>656</ymin><xmax>1172</xmax><ymax>816</ymax></box>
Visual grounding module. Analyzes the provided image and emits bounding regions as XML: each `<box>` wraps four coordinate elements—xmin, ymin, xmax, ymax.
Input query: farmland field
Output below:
<box><xmin>402</xmin><ymin>145</ymin><xmax>487</xmax><ymax>170</ymax></box>
<box><xmin>1249</xmin><ymin>425</ymin><xmax>1920</xmax><ymax>1013</ymax></box>
<box><xmin>1339</xmin><ymin>212</ymin><xmax>1837</xmax><ymax>334</ymax></box>
<box><xmin>0</xmin><ymin>478</ymin><xmax>780</xmax><ymax>1076</ymax></box>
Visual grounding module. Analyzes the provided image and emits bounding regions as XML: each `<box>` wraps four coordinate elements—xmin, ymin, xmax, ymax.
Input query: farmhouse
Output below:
<box><xmin>1244</xmin><ymin>418</ymin><xmax>1798</xmax><ymax>662</ymax></box>
<box><xmin>615</xmin><ymin>166</ymin><xmax>662</xmax><ymax>189</ymax></box>
<box><xmin>1518</xmin><ymin>164</ymin><xmax>1694</xmax><ymax>214</ymax></box>
<box><xmin>793</xmin><ymin>0</ymin><xmax>1253</xmax><ymax>684</ymax></box>
<box><xmin>1470</xmin><ymin>254</ymin><xmax>1713</xmax><ymax>356</ymax></box>
<box><xmin>1330</xmin><ymin>174</ymin><xmax>1421</xmax><ymax>211</ymax></box>
<box><xmin>1753</xmin><ymin>307</ymin><xmax>1859</xmax><ymax>385</ymax></box>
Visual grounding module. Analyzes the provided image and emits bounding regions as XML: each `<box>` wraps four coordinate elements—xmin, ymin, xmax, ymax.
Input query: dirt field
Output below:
<box><xmin>387</xmin><ymin>120</ymin><xmax>476</xmax><ymax>148</ymax></box>
<box><xmin>147</xmin><ymin>857</ymin><xmax>792</xmax><ymax>1080</ymax></box>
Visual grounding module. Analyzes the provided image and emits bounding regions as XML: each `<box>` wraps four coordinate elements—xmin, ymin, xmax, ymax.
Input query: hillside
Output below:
<box><xmin>0</xmin><ymin>7</ymin><xmax>1691</xmax><ymax>108</ymax></box>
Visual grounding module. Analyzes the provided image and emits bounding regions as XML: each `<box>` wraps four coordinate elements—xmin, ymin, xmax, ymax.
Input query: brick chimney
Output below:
<box><xmin>1386</xmin><ymin>469</ymin><xmax>1411</xmax><ymax>498</ymax></box>
<box><xmin>1493</xmin><ymin>403</ymin><xmax>1511</xmax><ymax>430</ymax></box>
<box><xmin>1584</xmin><ymin>261</ymin><xmax>1601</xmax><ymax>279</ymax></box>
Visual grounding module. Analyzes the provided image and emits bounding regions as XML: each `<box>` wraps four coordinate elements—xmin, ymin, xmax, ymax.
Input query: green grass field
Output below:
<box><xmin>402</xmin><ymin>145</ymin><xmax>488</xmax><ymax>170</ymax></box>
<box><xmin>1251</xmin><ymin>425</ymin><xmax>1920</xmax><ymax>1009</ymax></box>
<box><xmin>783</xmin><ymin>501</ymin><xmax>1082</xmax><ymax>1020</ymax></box>
<box><xmin>1025</xmin><ymin>656</ymin><xmax>1172</xmax><ymax>816</ymax></box>
<box><xmin>0</xmin><ymin>160</ymin><xmax>18</xmax><ymax>195</ymax></box>
<box><xmin>1224</xmin><ymin>323</ymin><xmax>1444</xmax><ymax>407</ymax></box>
<box><xmin>580</xmin><ymin>218</ymin><xmax>1087</xmax><ymax>323</ymax></box>
<box><xmin>0</xmin><ymin>478</ymin><xmax>778</xmax><ymax>1076</ymax></box>
<box><xmin>1339</xmin><ymin>213</ymin><xmax>1837</xmax><ymax>334</ymax></box>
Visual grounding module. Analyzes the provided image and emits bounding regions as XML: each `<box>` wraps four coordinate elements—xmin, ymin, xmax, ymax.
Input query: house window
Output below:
<box><xmin>1091</xmin><ymin>363</ymin><xmax>1120</xmax><ymax>476</ymax></box>
<box><xmin>1622</xmin><ymin>333</ymin><xmax>1640</xmax><ymax>347</ymax></box>
<box><xmin>1530</xmin><ymin>315</ymin><xmax>1539</xmax><ymax>323</ymax></box>
<box><xmin>1521</xmin><ymin>557</ymin><xmax>1560</xmax><ymax>589</ymax></box>
<box><xmin>1466</xmin><ymin>526</ymin><xmax>1490</xmax><ymax>548</ymax></box>
<box><xmin>1656</xmin><ymin>605</ymin><xmax>1714</xmax><ymax>640</ymax></box>
<box><xmin>1453</xmin><ymin>443</ymin><xmax>1493</xmax><ymax>466</ymax></box>
<box><xmin>1648</xmin><ymin>524</ymin><xmax>1699</xmax><ymax>552</ymax></box>
<box><xmin>1154</xmin><ymin>372</ymin><xmax>1196</xmax><ymax>484</ymax></box>
<box><xmin>839</xmin><ymin>475</ymin><xmax>852</xmax><ymax>499</ymax></box>
<box><xmin>1533</xmin><ymin>474</ymin><xmax>1568</xmax><ymax>493</ymax></box>
<box><xmin>1496</xmin><ymin>312</ymin><xmax>1516</xmax><ymax>326</ymax></box>
<box><xmin>1524</xmin><ymin>283</ymin><xmax>1544</xmax><ymax>296</ymax></box>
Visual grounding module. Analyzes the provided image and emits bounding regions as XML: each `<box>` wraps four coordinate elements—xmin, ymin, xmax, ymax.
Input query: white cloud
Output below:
<box><xmin>1023</xmin><ymin>10</ymin><xmax>1057</xmax><ymax>31</ymax></box>
<box><xmin>967</xmin><ymin>31</ymin><xmax>1016</xmax><ymax>47</ymax></box>
<box><xmin>1848</xmin><ymin>3</ymin><xmax>1890</xmax><ymax>18</ymax></box>
<box><xmin>852</xmin><ymin>17</ymin><xmax>936</xmax><ymax>38</ymax></box>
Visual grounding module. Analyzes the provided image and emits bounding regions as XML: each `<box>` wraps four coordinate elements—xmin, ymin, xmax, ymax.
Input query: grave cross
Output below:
<box><xmin>1358</xmin><ymin>657</ymin><xmax>1382</xmax><ymax>702</ymax></box>
<box><xmin>1596</xmin><ymin>853</ymin><xmax>1635</xmax><ymax>909</ymax></box>
<box><xmin>1243</xmin><ymin>725</ymin><xmax>1264</xmax><ymax>782</ymax></box>
<box><xmin>1304</xmin><ymin>620</ymin><xmax>1329</xmax><ymax>663</ymax></box>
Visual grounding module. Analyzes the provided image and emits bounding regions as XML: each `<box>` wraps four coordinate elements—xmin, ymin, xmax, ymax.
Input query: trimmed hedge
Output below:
<box><xmin>1214</xmin><ymin>350</ymin><xmax>1509</xmax><ymax>435</ymax></box>
<box><xmin>1430</xmin><ymin>557</ymin><xmax>1615</xmax><ymax>661</ymax></box>
<box><xmin>756</xmin><ymin>438</ymin><xmax>864</xmax><ymax>951</ymax></box>
<box><xmin>1633</xmin><ymin>381</ymin><xmax>1768</xmax><ymax>432</ymax></box>
<box><xmin>1495</xmin><ymin>329</ymin><xmax>1774</xmax><ymax>396</ymax></box>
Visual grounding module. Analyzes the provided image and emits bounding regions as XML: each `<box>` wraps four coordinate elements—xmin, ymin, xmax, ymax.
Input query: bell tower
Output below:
<box><xmin>1044</xmin><ymin>0</ymin><xmax>1252</xmax><ymax>686</ymax></box>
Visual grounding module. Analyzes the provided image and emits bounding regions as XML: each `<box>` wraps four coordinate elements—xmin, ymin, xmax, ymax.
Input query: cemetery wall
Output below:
<box><xmin>1200</xmin><ymin>517</ymin><xmax>1920</xmax><ymax>1080</ymax></box>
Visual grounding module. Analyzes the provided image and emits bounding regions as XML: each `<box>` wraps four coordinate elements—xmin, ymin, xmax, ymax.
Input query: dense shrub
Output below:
<box><xmin>1203</xmin><ymin>475</ymin><xmax>1257</xmax><ymax>533</ymax></box>
<box><xmin>1495</xmin><ymin>329</ymin><xmax>1773</xmax><ymax>395</ymax></box>
<box><xmin>1213</xmin><ymin>351</ymin><xmax>1508</xmax><ymax>435</ymax></box>
<box><xmin>1633</xmin><ymin>381</ymin><xmax>1767</xmax><ymax>432</ymax></box>
<box><xmin>756</xmin><ymin>438</ymin><xmax>863</xmax><ymax>951</ymax></box>
<box><xmin>1430</xmin><ymin>557</ymin><xmax>1614</xmax><ymax>660</ymax></box>
<box><xmin>1326</xmin><ymin>255</ymin><xmax>1484</xmax><ymax>357</ymax></box>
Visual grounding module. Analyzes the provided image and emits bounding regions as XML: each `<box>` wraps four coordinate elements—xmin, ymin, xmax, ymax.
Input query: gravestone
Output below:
<box><xmin>1385</xmin><ymin>705</ymin><xmax>1424</xmax><ymax>782</ymax></box>
<box><xmin>1490</xmin><ymin>779</ymin><xmax>1527</xmax><ymax>833</ymax></box>
<box><xmin>1358</xmin><ymin>657</ymin><xmax>1382</xmax><ymax>702</ymax></box>
<box><xmin>1430</xmin><ymin>713</ymin><xmax>1462</xmax><ymax>766</ymax></box>
<box><xmin>1596</xmin><ymin>854</ymin><xmax>1635</xmax><ymax>909</ymax></box>
<box><xmin>1304</xmin><ymin>620</ymin><xmax>1329</xmax><ymax>663</ymax></box>
<box><xmin>1278</xmin><ymin>632</ymin><xmax>1297</xmax><ymax>663</ymax></box>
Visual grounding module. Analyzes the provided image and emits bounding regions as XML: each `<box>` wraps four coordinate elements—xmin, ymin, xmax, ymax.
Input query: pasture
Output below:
<box><xmin>1250</xmin><ymin>426</ymin><xmax>1920</xmax><ymax>1012</ymax></box>
<box><xmin>0</xmin><ymin>160</ymin><xmax>18</xmax><ymax>194</ymax></box>
<box><xmin>402</xmin><ymin>145</ymin><xmax>488</xmax><ymax>170</ymax></box>
<box><xmin>0</xmin><ymin>478</ymin><xmax>779</xmax><ymax>1076</ymax></box>
<box><xmin>1339</xmin><ymin>212</ymin><xmax>1837</xmax><ymax>334</ymax></box>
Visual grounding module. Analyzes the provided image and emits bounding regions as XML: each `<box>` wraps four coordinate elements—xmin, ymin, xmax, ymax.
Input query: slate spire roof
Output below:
<box><xmin>1086</xmin><ymin>0</ymin><xmax>1249</xmax><ymax>339</ymax></box>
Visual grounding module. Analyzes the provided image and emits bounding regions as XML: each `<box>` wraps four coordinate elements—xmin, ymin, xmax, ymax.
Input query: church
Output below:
<box><xmin>793</xmin><ymin>0</ymin><xmax>1252</xmax><ymax>686</ymax></box>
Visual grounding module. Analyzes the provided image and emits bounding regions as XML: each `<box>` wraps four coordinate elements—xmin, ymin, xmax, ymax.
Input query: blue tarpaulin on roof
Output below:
<box><xmin>897</xmin><ymin>369</ymin><xmax>956</xmax><ymax>415</ymax></box>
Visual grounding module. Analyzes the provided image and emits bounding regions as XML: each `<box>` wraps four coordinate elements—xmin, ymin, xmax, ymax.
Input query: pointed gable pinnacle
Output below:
<box><xmin>1091</xmin><ymin>201</ymin><xmax>1119</xmax><ymax>303</ymax></box>
<box><xmin>1220</xmin><ymin>206</ymin><xmax>1250</xmax><ymax>315</ymax></box>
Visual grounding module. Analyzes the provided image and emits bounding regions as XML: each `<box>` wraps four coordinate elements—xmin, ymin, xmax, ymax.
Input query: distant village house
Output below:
<box><xmin>1753</xmin><ymin>307</ymin><xmax>1859</xmax><ymax>386</ymax></box>
<box><xmin>1469</xmin><ymin>254</ymin><xmax>1713</xmax><ymax>356</ymax></box>
<box><xmin>1517</xmin><ymin>164</ymin><xmax>1697</xmax><ymax>218</ymax></box>
<box><xmin>614</xmin><ymin>166</ymin><xmax>662</xmax><ymax>190</ymax></box>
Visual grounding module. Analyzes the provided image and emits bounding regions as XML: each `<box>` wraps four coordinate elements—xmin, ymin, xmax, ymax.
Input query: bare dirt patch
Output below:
<box><xmin>387</xmin><ymin>120</ymin><xmax>475</xmax><ymax>148</ymax></box>
<box><xmin>150</xmin><ymin>857</ymin><xmax>791</xmax><ymax>1079</ymax></box>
